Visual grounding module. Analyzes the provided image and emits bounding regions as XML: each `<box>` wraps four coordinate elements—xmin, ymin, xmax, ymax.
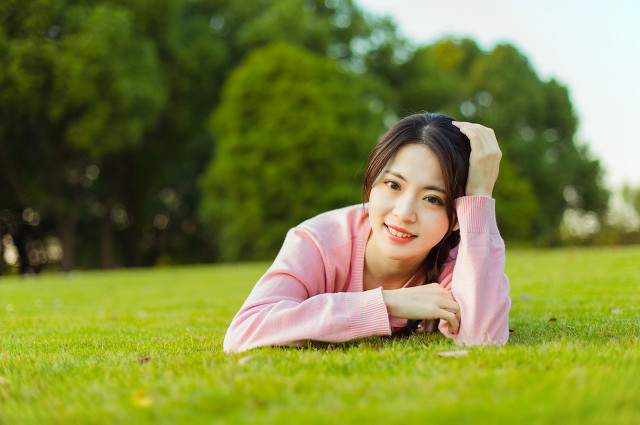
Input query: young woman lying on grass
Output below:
<box><xmin>224</xmin><ymin>112</ymin><xmax>511</xmax><ymax>353</ymax></box>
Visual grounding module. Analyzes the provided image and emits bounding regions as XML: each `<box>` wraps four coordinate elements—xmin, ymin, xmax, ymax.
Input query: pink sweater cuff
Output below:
<box><xmin>455</xmin><ymin>196</ymin><xmax>498</xmax><ymax>234</ymax></box>
<box><xmin>346</xmin><ymin>287</ymin><xmax>392</xmax><ymax>339</ymax></box>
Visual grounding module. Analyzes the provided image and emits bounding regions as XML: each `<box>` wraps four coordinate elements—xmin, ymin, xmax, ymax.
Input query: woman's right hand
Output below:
<box><xmin>382</xmin><ymin>284</ymin><xmax>460</xmax><ymax>333</ymax></box>
<box><xmin>451</xmin><ymin>121</ymin><xmax>502</xmax><ymax>198</ymax></box>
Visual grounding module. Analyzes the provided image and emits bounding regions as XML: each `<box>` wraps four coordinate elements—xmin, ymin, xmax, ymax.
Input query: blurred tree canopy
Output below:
<box><xmin>201</xmin><ymin>43</ymin><xmax>386</xmax><ymax>260</ymax></box>
<box><xmin>391</xmin><ymin>39</ymin><xmax>608</xmax><ymax>241</ymax></box>
<box><xmin>0</xmin><ymin>0</ymin><xmax>609</xmax><ymax>271</ymax></box>
<box><xmin>622</xmin><ymin>185</ymin><xmax>640</xmax><ymax>219</ymax></box>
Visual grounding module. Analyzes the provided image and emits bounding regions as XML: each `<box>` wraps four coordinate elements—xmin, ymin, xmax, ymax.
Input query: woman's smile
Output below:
<box><xmin>385</xmin><ymin>224</ymin><xmax>417</xmax><ymax>243</ymax></box>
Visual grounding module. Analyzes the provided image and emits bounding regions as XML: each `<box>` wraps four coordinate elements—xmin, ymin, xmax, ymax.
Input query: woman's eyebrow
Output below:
<box><xmin>383</xmin><ymin>170</ymin><xmax>446</xmax><ymax>194</ymax></box>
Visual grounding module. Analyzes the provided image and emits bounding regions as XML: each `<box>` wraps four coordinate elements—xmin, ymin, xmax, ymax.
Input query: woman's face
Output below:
<box><xmin>368</xmin><ymin>143</ymin><xmax>453</xmax><ymax>265</ymax></box>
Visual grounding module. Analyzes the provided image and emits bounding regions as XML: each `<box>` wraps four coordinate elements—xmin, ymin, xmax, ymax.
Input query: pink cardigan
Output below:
<box><xmin>223</xmin><ymin>196</ymin><xmax>511</xmax><ymax>353</ymax></box>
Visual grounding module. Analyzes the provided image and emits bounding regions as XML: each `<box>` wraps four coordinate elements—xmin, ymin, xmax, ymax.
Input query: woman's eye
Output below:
<box><xmin>384</xmin><ymin>180</ymin><xmax>400</xmax><ymax>191</ymax></box>
<box><xmin>424</xmin><ymin>196</ymin><xmax>443</xmax><ymax>205</ymax></box>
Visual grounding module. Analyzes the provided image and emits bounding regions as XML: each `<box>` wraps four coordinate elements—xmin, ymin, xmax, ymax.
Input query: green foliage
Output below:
<box><xmin>0</xmin><ymin>0</ymin><xmax>403</xmax><ymax>270</ymax></box>
<box><xmin>622</xmin><ymin>184</ymin><xmax>640</xmax><ymax>216</ymax></box>
<box><xmin>0</xmin><ymin>0</ymin><xmax>165</xmax><ymax>156</ymax></box>
<box><xmin>201</xmin><ymin>43</ymin><xmax>386</xmax><ymax>260</ymax></box>
<box><xmin>209</xmin><ymin>0</ymin><xmax>395</xmax><ymax>65</ymax></box>
<box><xmin>0</xmin><ymin>0</ymin><xmax>227</xmax><ymax>270</ymax></box>
<box><xmin>50</xmin><ymin>4</ymin><xmax>165</xmax><ymax>156</ymax></box>
<box><xmin>392</xmin><ymin>38</ymin><xmax>609</xmax><ymax>241</ymax></box>
<box><xmin>493</xmin><ymin>159</ymin><xmax>539</xmax><ymax>239</ymax></box>
<box><xmin>391</xmin><ymin>40</ymin><xmax>539</xmax><ymax>239</ymax></box>
<box><xmin>0</xmin><ymin>0</ymin><xmax>168</xmax><ymax>272</ymax></box>
<box><xmin>396</xmin><ymin>45</ymin><xmax>462</xmax><ymax>114</ymax></box>
<box><xmin>0</xmin><ymin>1</ymin><xmax>613</xmax><ymax>270</ymax></box>
<box><xmin>1</xmin><ymin>246</ymin><xmax>639</xmax><ymax>424</ymax></box>
<box><xmin>468</xmin><ymin>43</ymin><xmax>609</xmax><ymax>239</ymax></box>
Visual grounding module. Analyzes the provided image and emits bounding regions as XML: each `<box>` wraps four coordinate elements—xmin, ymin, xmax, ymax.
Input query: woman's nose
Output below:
<box><xmin>393</xmin><ymin>195</ymin><xmax>417</xmax><ymax>223</ymax></box>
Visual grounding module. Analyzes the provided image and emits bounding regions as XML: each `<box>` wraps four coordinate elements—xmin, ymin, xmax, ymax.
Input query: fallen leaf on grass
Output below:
<box><xmin>254</xmin><ymin>399</ymin><xmax>268</xmax><ymax>408</ymax></box>
<box><xmin>434</xmin><ymin>350</ymin><xmax>468</xmax><ymax>358</ymax></box>
<box><xmin>237</xmin><ymin>355</ymin><xmax>254</xmax><ymax>365</ymax></box>
<box><xmin>509</xmin><ymin>328</ymin><xmax>516</xmax><ymax>333</ymax></box>
<box><xmin>131</xmin><ymin>386</ymin><xmax>153</xmax><ymax>408</ymax></box>
<box><xmin>138</xmin><ymin>357</ymin><xmax>150</xmax><ymax>364</ymax></box>
<box><xmin>548</xmin><ymin>317</ymin><xmax>557</xmax><ymax>322</ymax></box>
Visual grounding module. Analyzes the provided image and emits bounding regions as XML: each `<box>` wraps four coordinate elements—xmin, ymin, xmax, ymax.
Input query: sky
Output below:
<box><xmin>354</xmin><ymin>0</ymin><xmax>640</xmax><ymax>188</ymax></box>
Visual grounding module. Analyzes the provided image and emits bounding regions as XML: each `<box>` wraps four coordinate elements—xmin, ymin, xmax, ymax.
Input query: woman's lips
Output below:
<box><xmin>385</xmin><ymin>224</ymin><xmax>417</xmax><ymax>243</ymax></box>
<box><xmin>386</xmin><ymin>224</ymin><xmax>416</xmax><ymax>237</ymax></box>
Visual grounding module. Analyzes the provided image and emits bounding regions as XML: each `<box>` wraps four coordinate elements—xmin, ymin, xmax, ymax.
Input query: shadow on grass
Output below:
<box><xmin>256</xmin><ymin>331</ymin><xmax>452</xmax><ymax>354</ymax></box>
<box><xmin>242</xmin><ymin>316</ymin><xmax>640</xmax><ymax>355</ymax></box>
<box><xmin>223</xmin><ymin>314</ymin><xmax>639</xmax><ymax>358</ymax></box>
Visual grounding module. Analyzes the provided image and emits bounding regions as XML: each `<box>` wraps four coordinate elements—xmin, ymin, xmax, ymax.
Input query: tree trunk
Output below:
<box><xmin>0</xmin><ymin>235</ymin><xmax>5</xmax><ymax>276</ymax></box>
<box><xmin>99</xmin><ymin>205</ymin><xmax>115</xmax><ymax>269</ymax></box>
<box><xmin>122</xmin><ymin>153</ymin><xmax>142</xmax><ymax>267</ymax></box>
<box><xmin>50</xmin><ymin>126</ymin><xmax>79</xmax><ymax>272</ymax></box>
<box><xmin>57</xmin><ymin>213</ymin><xmax>76</xmax><ymax>272</ymax></box>
<box><xmin>125</xmin><ymin>208</ymin><xmax>142</xmax><ymax>267</ymax></box>
<box><xmin>11</xmin><ymin>220</ymin><xmax>32</xmax><ymax>274</ymax></box>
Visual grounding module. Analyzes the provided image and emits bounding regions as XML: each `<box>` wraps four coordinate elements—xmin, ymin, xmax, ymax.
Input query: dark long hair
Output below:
<box><xmin>362</xmin><ymin>112</ymin><xmax>471</xmax><ymax>290</ymax></box>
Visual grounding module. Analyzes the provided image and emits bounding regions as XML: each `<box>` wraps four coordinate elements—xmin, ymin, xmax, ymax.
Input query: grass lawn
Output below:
<box><xmin>1</xmin><ymin>245</ymin><xmax>639</xmax><ymax>424</ymax></box>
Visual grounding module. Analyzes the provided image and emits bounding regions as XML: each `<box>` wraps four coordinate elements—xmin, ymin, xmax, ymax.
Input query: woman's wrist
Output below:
<box><xmin>454</xmin><ymin>196</ymin><xmax>498</xmax><ymax>234</ymax></box>
<box><xmin>458</xmin><ymin>193</ymin><xmax>494</xmax><ymax>199</ymax></box>
<box><xmin>381</xmin><ymin>289</ymin><xmax>397</xmax><ymax>316</ymax></box>
<box><xmin>465</xmin><ymin>183</ymin><xmax>494</xmax><ymax>198</ymax></box>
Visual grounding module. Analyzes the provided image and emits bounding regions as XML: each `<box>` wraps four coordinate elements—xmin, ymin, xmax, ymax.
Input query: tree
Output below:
<box><xmin>201</xmin><ymin>42</ymin><xmax>386</xmax><ymax>260</ymax></box>
<box><xmin>390</xmin><ymin>38</ymin><xmax>608</xmax><ymax>241</ymax></box>
<box><xmin>0</xmin><ymin>2</ymin><xmax>612</xmax><ymax>272</ymax></box>
<box><xmin>622</xmin><ymin>185</ymin><xmax>640</xmax><ymax>219</ymax></box>
<box><xmin>467</xmin><ymin>43</ymin><xmax>608</xmax><ymax>240</ymax></box>
<box><xmin>0</xmin><ymin>0</ymin><xmax>167</xmax><ymax>270</ymax></box>
<box><xmin>101</xmin><ymin>0</ymin><xmax>399</xmax><ymax>267</ymax></box>
<box><xmin>0</xmin><ymin>0</ymin><xmax>404</xmax><ymax>271</ymax></box>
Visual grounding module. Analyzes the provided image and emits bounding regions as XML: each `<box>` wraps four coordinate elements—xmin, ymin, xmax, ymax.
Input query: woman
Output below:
<box><xmin>223</xmin><ymin>112</ymin><xmax>511</xmax><ymax>353</ymax></box>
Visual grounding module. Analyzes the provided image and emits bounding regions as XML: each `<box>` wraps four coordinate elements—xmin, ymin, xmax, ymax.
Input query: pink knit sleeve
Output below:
<box><xmin>223</xmin><ymin>228</ymin><xmax>392</xmax><ymax>353</ymax></box>
<box><xmin>437</xmin><ymin>196</ymin><xmax>511</xmax><ymax>346</ymax></box>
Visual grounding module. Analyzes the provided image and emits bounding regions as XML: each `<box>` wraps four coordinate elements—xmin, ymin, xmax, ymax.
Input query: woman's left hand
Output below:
<box><xmin>452</xmin><ymin>121</ymin><xmax>502</xmax><ymax>197</ymax></box>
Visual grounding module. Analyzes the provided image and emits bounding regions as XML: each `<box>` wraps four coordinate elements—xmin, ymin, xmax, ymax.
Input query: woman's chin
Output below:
<box><xmin>378</xmin><ymin>245</ymin><xmax>425</xmax><ymax>264</ymax></box>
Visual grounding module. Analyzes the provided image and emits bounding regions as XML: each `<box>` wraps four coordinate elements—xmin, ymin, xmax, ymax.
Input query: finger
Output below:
<box><xmin>452</xmin><ymin>121</ymin><xmax>483</xmax><ymax>131</ymax></box>
<box><xmin>453</xmin><ymin>121</ymin><xmax>495</xmax><ymax>143</ymax></box>
<box><xmin>452</xmin><ymin>120</ymin><xmax>475</xmax><ymax>127</ymax></box>
<box><xmin>451</xmin><ymin>121</ymin><xmax>476</xmax><ymax>135</ymax></box>
<box><xmin>442</xmin><ymin>310</ymin><xmax>459</xmax><ymax>334</ymax></box>
<box><xmin>448</xmin><ymin>289</ymin><xmax>457</xmax><ymax>302</ymax></box>
<box><xmin>441</xmin><ymin>289</ymin><xmax>455</xmax><ymax>301</ymax></box>
<box><xmin>453</xmin><ymin>122</ymin><xmax>485</xmax><ymax>149</ymax></box>
<box><xmin>439</xmin><ymin>299</ymin><xmax>460</xmax><ymax>313</ymax></box>
<box><xmin>475</xmin><ymin>128</ymin><xmax>499</xmax><ymax>150</ymax></box>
